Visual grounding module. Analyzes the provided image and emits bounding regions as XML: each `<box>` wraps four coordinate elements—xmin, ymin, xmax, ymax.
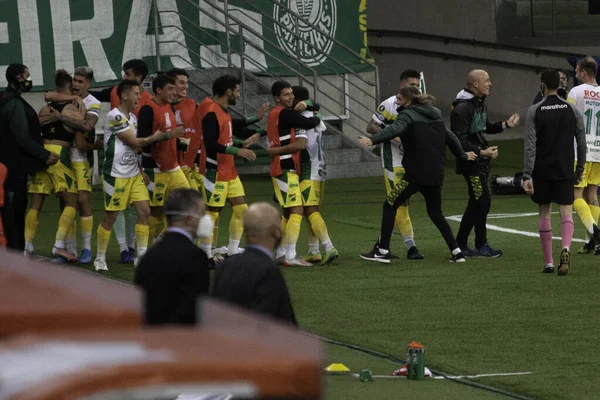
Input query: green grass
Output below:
<box><xmin>31</xmin><ymin>139</ymin><xmax>600</xmax><ymax>399</ymax></box>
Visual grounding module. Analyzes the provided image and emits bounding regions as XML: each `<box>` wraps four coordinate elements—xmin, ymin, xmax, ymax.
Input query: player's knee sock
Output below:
<box><xmin>80</xmin><ymin>216</ymin><xmax>93</xmax><ymax>251</ymax></box>
<box><xmin>228</xmin><ymin>204</ymin><xmax>247</xmax><ymax>255</ymax></box>
<box><xmin>96</xmin><ymin>224</ymin><xmax>112</xmax><ymax>260</ymax></box>
<box><xmin>148</xmin><ymin>216</ymin><xmax>157</xmax><ymax>245</ymax></box>
<box><xmin>200</xmin><ymin>211</ymin><xmax>220</xmax><ymax>258</ymax></box>
<box><xmin>307</xmin><ymin>220</ymin><xmax>319</xmax><ymax>255</ymax></box>
<box><xmin>396</xmin><ymin>206</ymin><xmax>415</xmax><ymax>250</ymax></box>
<box><xmin>539</xmin><ymin>217</ymin><xmax>553</xmax><ymax>265</ymax></box>
<box><xmin>155</xmin><ymin>214</ymin><xmax>167</xmax><ymax>237</ymax></box>
<box><xmin>574</xmin><ymin>198</ymin><xmax>595</xmax><ymax>234</ymax></box>
<box><xmin>211</xmin><ymin>215</ymin><xmax>220</xmax><ymax>248</ymax></box>
<box><xmin>561</xmin><ymin>215</ymin><xmax>574</xmax><ymax>250</ymax></box>
<box><xmin>285</xmin><ymin>214</ymin><xmax>302</xmax><ymax>260</ymax></box>
<box><xmin>308</xmin><ymin>212</ymin><xmax>333</xmax><ymax>252</ymax></box>
<box><xmin>55</xmin><ymin>206</ymin><xmax>76</xmax><ymax>248</ymax></box>
<box><xmin>113</xmin><ymin>211</ymin><xmax>128</xmax><ymax>252</ymax></box>
<box><xmin>135</xmin><ymin>224</ymin><xmax>149</xmax><ymax>259</ymax></box>
<box><xmin>65</xmin><ymin>219</ymin><xmax>77</xmax><ymax>254</ymax></box>
<box><xmin>24</xmin><ymin>209</ymin><xmax>39</xmax><ymax>245</ymax></box>
<box><xmin>590</xmin><ymin>205</ymin><xmax>600</xmax><ymax>225</ymax></box>
<box><xmin>127</xmin><ymin>207</ymin><xmax>138</xmax><ymax>249</ymax></box>
<box><xmin>277</xmin><ymin>216</ymin><xmax>288</xmax><ymax>259</ymax></box>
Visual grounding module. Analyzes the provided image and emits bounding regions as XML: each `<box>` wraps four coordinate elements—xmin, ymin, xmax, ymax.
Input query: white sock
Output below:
<box><xmin>308</xmin><ymin>241</ymin><xmax>319</xmax><ymax>255</ymax></box>
<box><xmin>322</xmin><ymin>239</ymin><xmax>334</xmax><ymax>252</ymax></box>
<box><xmin>54</xmin><ymin>239</ymin><xmax>65</xmax><ymax>249</ymax></box>
<box><xmin>137</xmin><ymin>247</ymin><xmax>147</xmax><ymax>258</ymax></box>
<box><xmin>285</xmin><ymin>244</ymin><xmax>297</xmax><ymax>260</ymax></box>
<box><xmin>276</xmin><ymin>246</ymin><xmax>285</xmax><ymax>259</ymax></box>
<box><xmin>95</xmin><ymin>253</ymin><xmax>106</xmax><ymax>261</ymax></box>
<box><xmin>379</xmin><ymin>248</ymin><xmax>389</xmax><ymax>255</ymax></box>
<box><xmin>66</xmin><ymin>239</ymin><xmax>77</xmax><ymax>254</ymax></box>
<box><xmin>452</xmin><ymin>248</ymin><xmax>461</xmax><ymax>256</ymax></box>
<box><xmin>127</xmin><ymin>234</ymin><xmax>136</xmax><ymax>250</ymax></box>
<box><xmin>201</xmin><ymin>243</ymin><xmax>213</xmax><ymax>258</ymax></box>
<box><xmin>82</xmin><ymin>234</ymin><xmax>91</xmax><ymax>251</ymax></box>
<box><xmin>227</xmin><ymin>239</ymin><xmax>240</xmax><ymax>256</ymax></box>
<box><xmin>118</xmin><ymin>242</ymin><xmax>128</xmax><ymax>253</ymax></box>
<box><xmin>404</xmin><ymin>236</ymin><xmax>415</xmax><ymax>250</ymax></box>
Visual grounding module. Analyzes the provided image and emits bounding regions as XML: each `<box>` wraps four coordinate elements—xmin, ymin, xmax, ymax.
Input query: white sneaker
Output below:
<box><xmin>24</xmin><ymin>242</ymin><xmax>35</xmax><ymax>256</ymax></box>
<box><xmin>94</xmin><ymin>258</ymin><xmax>108</xmax><ymax>271</ymax></box>
<box><xmin>215</xmin><ymin>246</ymin><xmax>228</xmax><ymax>255</ymax></box>
<box><xmin>282</xmin><ymin>257</ymin><xmax>313</xmax><ymax>267</ymax></box>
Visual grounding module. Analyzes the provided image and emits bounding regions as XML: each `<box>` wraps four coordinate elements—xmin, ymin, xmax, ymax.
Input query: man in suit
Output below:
<box><xmin>212</xmin><ymin>202</ymin><xmax>297</xmax><ymax>325</ymax></box>
<box><xmin>134</xmin><ymin>188</ymin><xmax>213</xmax><ymax>325</ymax></box>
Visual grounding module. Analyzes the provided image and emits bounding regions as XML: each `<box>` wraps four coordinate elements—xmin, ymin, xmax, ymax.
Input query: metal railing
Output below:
<box><xmin>152</xmin><ymin>0</ymin><xmax>379</xmax><ymax>141</ymax></box>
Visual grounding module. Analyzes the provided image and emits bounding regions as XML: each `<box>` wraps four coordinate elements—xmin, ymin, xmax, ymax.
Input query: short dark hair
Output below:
<box><xmin>117</xmin><ymin>79</ymin><xmax>139</xmax><ymax>98</ymax></box>
<box><xmin>167</xmin><ymin>68</ymin><xmax>189</xmax><ymax>78</ymax></box>
<box><xmin>292</xmin><ymin>85</ymin><xmax>310</xmax><ymax>102</ymax></box>
<box><xmin>54</xmin><ymin>69</ymin><xmax>73</xmax><ymax>90</ymax></box>
<box><xmin>212</xmin><ymin>75</ymin><xmax>241</xmax><ymax>97</ymax></box>
<box><xmin>399</xmin><ymin>69</ymin><xmax>420</xmax><ymax>82</ymax></box>
<box><xmin>152</xmin><ymin>74</ymin><xmax>176</xmax><ymax>94</ymax></box>
<box><xmin>541</xmin><ymin>69</ymin><xmax>560</xmax><ymax>90</ymax></box>
<box><xmin>122</xmin><ymin>59</ymin><xmax>149</xmax><ymax>81</ymax></box>
<box><xmin>164</xmin><ymin>188</ymin><xmax>204</xmax><ymax>224</ymax></box>
<box><xmin>271</xmin><ymin>80</ymin><xmax>292</xmax><ymax>98</ymax></box>
<box><xmin>5</xmin><ymin>63</ymin><xmax>27</xmax><ymax>84</ymax></box>
<box><xmin>577</xmin><ymin>56</ymin><xmax>598</xmax><ymax>77</ymax></box>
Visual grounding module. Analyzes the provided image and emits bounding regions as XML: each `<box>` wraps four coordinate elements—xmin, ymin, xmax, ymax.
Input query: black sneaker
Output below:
<box><xmin>558</xmin><ymin>248</ymin><xmax>570</xmax><ymax>276</ymax></box>
<box><xmin>388</xmin><ymin>251</ymin><xmax>401</xmax><ymax>260</ymax></box>
<box><xmin>450</xmin><ymin>252</ymin><xmax>466</xmax><ymax>263</ymax></box>
<box><xmin>360</xmin><ymin>246</ymin><xmax>391</xmax><ymax>264</ymax></box>
<box><xmin>577</xmin><ymin>238</ymin><xmax>594</xmax><ymax>255</ymax></box>
<box><xmin>542</xmin><ymin>263</ymin><xmax>555</xmax><ymax>273</ymax></box>
<box><xmin>460</xmin><ymin>245</ymin><xmax>480</xmax><ymax>258</ymax></box>
<box><xmin>476</xmin><ymin>243</ymin><xmax>503</xmax><ymax>258</ymax></box>
<box><xmin>407</xmin><ymin>246</ymin><xmax>424</xmax><ymax>260</ymax></box>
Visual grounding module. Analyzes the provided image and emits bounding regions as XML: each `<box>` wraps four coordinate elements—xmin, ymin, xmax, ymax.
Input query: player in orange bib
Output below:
<box><xmin>267</xmin><ymin>80</ymin><xmax>322</xmax><ymax>267</ymax></box>
<box><xmin>198</xmin><ymin>75</ymin><xmax>268</xmax><ymax>260</ymax></box>
<box><xmin>137</xmin><ymin>74</ymin><xmax>189</xmax><ymax>242</ymax></box>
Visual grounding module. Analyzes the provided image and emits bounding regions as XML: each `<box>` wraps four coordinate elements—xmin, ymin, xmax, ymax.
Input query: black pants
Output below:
<box><xmin>378</xmin><ymin>179</ymin><xmax>458</xmax><ymax>252</ymax></box>
<box><xmin>1</xmin><ymin>176</ymin><xmax>28</xmax><ymax>251</ymax></box>
<box><xmin>456</xmin><ymin>174</ymin><xmax>491</xmax><ymax>249</ymax></box>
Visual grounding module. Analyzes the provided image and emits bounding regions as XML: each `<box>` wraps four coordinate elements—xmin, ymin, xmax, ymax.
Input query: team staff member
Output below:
<box><xmin>197</xmin><ymin>75</ymin><xmax>258</xmax><ymax>260</ymax></box>
<box><xmin>451</xmin><ymin>69</ymin><xmax>520</xmax><ymax>258</ymax></box>
<box><xmin>567</xmin><ymin>57</ymin><xmax>600</xmax><ymax>255</ymax></box>
<box><xmin>42</xmin><ymin>66</ymin><xmax>103</xmax><ymax>263</ymax></box>
<box><xmin>24</xmin><ymin>70</ymin><xmax>87</xmax><ymax>261</ymax></box>
<box><xmin>267</xmin><ymin>80</ymin><xmax>321</xmax><ymax>266</ymax></box>
<box><xmin>359</xmin><ymin>86</ymin><xmax>477</xmax><ymax>264</ymax></box>
<box><xmin>0</xmin><ymin>64</ymin><xmax>57</xmax><ymax>250</ymax></box>
<box><xmin>93</xmin><ymin>80</ymin><xmax>185</xmax><ymax>271</ymax></box>
<box><xmin>366</xmin><ymin>69</ymin><xmax>424</xmax><ymax>260</ymax></box>
<box><xmin>137</xmin><ymin>74</ymin><xmax>188</xmax><ymax>242</ymax></box>
<box><xmin>523</xmin><ymin>69</ymin><xmax>587</xmax><ymax>276</ymax></box>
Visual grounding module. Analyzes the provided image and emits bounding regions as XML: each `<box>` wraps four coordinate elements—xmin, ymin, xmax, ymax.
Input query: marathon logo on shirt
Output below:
<box><xmin>540</xmin><ymin>104</ymin><xmax>568</xmax><ymax>110</ymax></box>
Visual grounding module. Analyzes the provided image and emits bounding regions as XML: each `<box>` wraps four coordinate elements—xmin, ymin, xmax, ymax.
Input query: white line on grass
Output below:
<box><xmin>447</xmin><ymin>214</ymin><xmax>587</xmax><ymax>243</ymax></box>
<box><xmin>350</xmin><ymin>372</ymin><xmax>533</xmax><ymax>380</ymax></box>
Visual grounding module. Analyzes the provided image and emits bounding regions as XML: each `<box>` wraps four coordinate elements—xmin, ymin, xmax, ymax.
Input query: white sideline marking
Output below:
<box><xmin>447</xmin><ymin>213</ymin><xmax>587</xmax><ymax>243</ymax></box>
<box><xmin>351</xmin><ymin>371</ymin><xmax>533</xmax><ymax>380</ymax></box>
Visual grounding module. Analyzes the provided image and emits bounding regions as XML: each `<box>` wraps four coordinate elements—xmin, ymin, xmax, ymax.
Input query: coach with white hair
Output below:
<box><xmin>134</xmin><ymin>188</ymin><xmax>213</xmax><ymax>325</ymax></box>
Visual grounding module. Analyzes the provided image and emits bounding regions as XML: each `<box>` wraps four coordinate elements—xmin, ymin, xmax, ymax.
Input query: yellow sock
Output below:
<box><xmin>66</xmin><ymin>219</ymin><xmax>77</xmax><ymax>242</ymax></box>
<box><xmin>396</xmin><ymin>206</ymin><xmax>413</xmax><ymax>237</ymax></box>
<box><xmin>228</xmin><ymin>204</ymin><xmax>247</xmax><ymax>254</ymax></box>
<box><xmin>284</xmin><ymin>213</ymin><xmax>302</xmax><ymax>259</ymax></box>
<box><xmin>156</xmin><ymin>214</ymin><xmax>167</xmax><ymax>236</ymax></box>
<box><xmin>135</xmin><ymin>224</ymin><xmax>149</xmax><ymax>258</ymax></box>
<box><xmin>211</xmin><ymin>215</ymin><xmax>220</xmax><ymax>247</ymax></box>
<box><xmin>307</xmin><ymin>219</ymin><xmax>319</xmax><ymax>254</ymax></box>
<box><xmin>80</xmin><ymin>216</ymin><xmax>93</xmax><ymax>250</ymax></box>
<box><xmin>308</xmin><ymin>212</ymin><xmax>333</xmax><ymax>252</ymax></box>
<box><xmin>55</xmin><ymin>206</ymin><xmax>76</xmax><ymax>247</ymax></box>
<box><xmin>277</xmin><ymin>216</ymin><xmax>288</xmax><ymax>258</ymax></box>
<box><xmin>591</xmin><ymin>205</ymin><xmax>600</xmax><ymax>225</ymax></box>
<box><xmin>148</xmin><ymin>216</ymin><xmax>157</xmax><ymax>244</ymax></box>
<box><xmin>24</xmin><ymin>209</ymin><xmax>39</xmax><ymax>243</ymax></box>
<box><xmin>574</xmin><ymin>198</ymin><xmax>595</xmax><ymax>234</ymax></box>
<box><xmin>96</xmin><ymin>224</ymin><xmax>112</xmax><ymax>257</ymax></box>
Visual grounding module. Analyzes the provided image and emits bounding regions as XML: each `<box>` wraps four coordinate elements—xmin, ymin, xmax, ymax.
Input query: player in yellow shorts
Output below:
<box><xmin>93</xmin><ymin>80</ymin><xmax>185</xmax><ymax>271</ymax></box>
<box><xmin>24</xmin><ymin>70</ymin><xmax>86</xmax><ymax>261</ymax></box>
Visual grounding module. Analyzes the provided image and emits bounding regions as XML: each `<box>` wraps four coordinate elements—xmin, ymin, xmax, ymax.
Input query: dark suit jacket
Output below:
<box><xmin>211</xmin><ymin>246</ymin><xmax>297</xmax><ymax>325</ymax></box>
<box><xmin>134</xmin><ymin>231</ymin><xmax>209</xmax><ymax>325</ymax></box>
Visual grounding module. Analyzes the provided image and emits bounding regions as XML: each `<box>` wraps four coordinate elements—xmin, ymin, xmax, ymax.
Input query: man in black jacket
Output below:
<box><xmin>134</xmin><ymin>188</ymin><xmax>212</xmax><ymax>325</ymax></box>
<box><xmin>212</xmin><ymin>202</ymin><xmax>297</xmax><ymax>325</ymax></box>
<box><xmin>451</xmin><ymin>69</ymin><xmax>520</xmax><ymax>258</ymax></box>
<box><xmin>0</xmin><ymin>64</ymin><xmax>58</xmax><ymax>250</ymax></box>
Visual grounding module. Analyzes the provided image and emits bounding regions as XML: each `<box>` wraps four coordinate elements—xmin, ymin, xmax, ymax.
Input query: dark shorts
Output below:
<box><xmin>531</xmin><ymin>179</ymin><xmax>574</xmax><ymax>205</ymax></box>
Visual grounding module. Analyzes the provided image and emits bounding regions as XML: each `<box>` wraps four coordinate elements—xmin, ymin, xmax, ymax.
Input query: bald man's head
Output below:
<box><xmin>466</xmin><ymin>69</ymin><xmax>491</xmax><ymax>97</ymax></box>
<box><xmin>244</xmin><ymin>202</ymin><xmax>282</xmax><ymax>248</ymax></box>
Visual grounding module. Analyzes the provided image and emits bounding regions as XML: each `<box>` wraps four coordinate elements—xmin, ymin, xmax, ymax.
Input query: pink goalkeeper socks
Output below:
<box><xmin>560</xmin><ymin>215</ymin><xmax>574</xmax><ymax>250</ymax></box>
<box><xmin>539</xmin><ymin>217</ymin><xmax>553</xmax><ymax>265</ymax></box>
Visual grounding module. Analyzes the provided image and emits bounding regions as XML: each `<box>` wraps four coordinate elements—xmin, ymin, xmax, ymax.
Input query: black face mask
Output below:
<box><xmin>19</xmin><ymin>78</ymin><xmax>33</xmax><ymax>92</ymax></box>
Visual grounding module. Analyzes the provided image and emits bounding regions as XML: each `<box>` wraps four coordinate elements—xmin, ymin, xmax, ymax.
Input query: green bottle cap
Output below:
<box><xmin>359</xmin><ymin>369</ymin><xmax>373</xmax><ymax>382</ymax></box>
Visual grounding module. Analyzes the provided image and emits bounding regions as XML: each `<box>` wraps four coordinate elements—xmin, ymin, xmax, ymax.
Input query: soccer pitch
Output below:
<box><xmin>30</xmin><ymin>139</ymin><xmax>600</xmax><ymax>399</ymax></box>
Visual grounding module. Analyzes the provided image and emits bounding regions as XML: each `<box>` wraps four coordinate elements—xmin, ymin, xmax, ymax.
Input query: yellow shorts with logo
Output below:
<box><xmin>204</xmin><ymin>171</ymin><xmax>245</xmax><ymax>208</ymax></box>
<box><xmin>575</xmin><ymin>161</ymin><xmax>600</xmax><ymax>188</ymax></box>
<box><xmin>273</xmin><ymin>171</ymin><xmax>302</xmax><ymax>208</ymax></box>
<box><xmin>182</xmin><ymin>165</ymin><xmax>204</xmax><ymax>194</ymax></box>
<box><xmin>145</xmin><ymin>168</ymin><xmax>190</xmax><ymax>207</ymax></box>
<box><xmin>383</xmin><ymin>167</ymin><xmax>406</xmax><ymax>194</ymax></box>
<box><xmin>300</xmin><ymin>180</ymin><xmax>325</xmax><ymax>207</ymax></box>
<box><xmin>102</xmin><ymin>174</ymin><xmax>149</xmax><ymax>211</ymax></box>
<box><xmin>29</xmin><ymin>144</ymin><xmax>77</xmax><ymax>195</ymax></box>
<box><xmin>72</xmin><ymin>161</ymin><xmax>92</xmax><ymax>192</ymax></box>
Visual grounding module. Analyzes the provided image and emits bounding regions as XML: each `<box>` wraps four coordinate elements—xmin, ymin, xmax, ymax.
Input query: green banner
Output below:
<box><xmin>0</xmin><ymin>0</ymin><xmax>372</xmax><ymax>91</ymax></box>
